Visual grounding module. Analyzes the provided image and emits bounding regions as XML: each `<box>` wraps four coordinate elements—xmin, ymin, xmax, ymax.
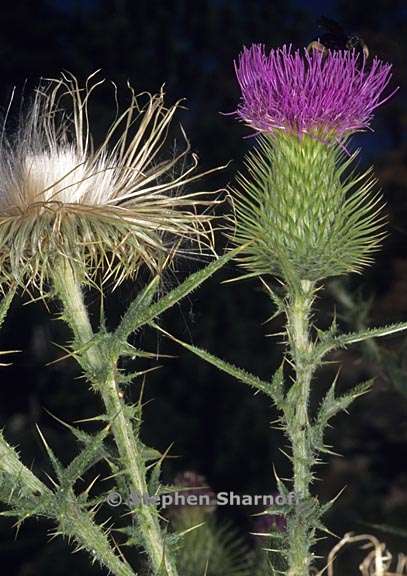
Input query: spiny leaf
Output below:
<box><xmin>152</xmin><ymin>323</ymin><xmax>277</xmax><ymax>399</ymax></box>
<box><xmin>118</xmin><ymin>343</ymin><xmax>171</xmax><ymax>359</ymax></box>
<box><xmin>111</xmin><ymin>277</ymin><xmax>160</xmax><ymax>357</ymax></box>
<box><xmin>319</xmin><ymin>487</ymin><xmax>347</xmax><ymax>517</ymax></box>
<box><xmin>270</xmin><ymin>363</ymin><xmax>286</xmax><ymax>407</ymax></box>
<box><xmin>141</xmin><ymin>445</ymin><xmax>162</xmax><ymax>462</ymax></box>
<box><xmin>0</xmin><ymin>431</ymin><xmax>51</xmax><ymax>496</ymax></box>
<box><xmin>116</xmin><ymin>365</ymin><xmax>161</xmax><ymax>385</ymax></box>
<box><xmin>63</xmin><ymin>425</ymin><xmax>110</xmax><ymax>488</ymax></box>
<box><xmin>339</xmin><ymin>322</ymin><xmax>407</xmax><ymax>344</ymax></box>
<box><xmin>114</xmin><ymin>244</ymin><xmax>246</xmax><ymax>342</ymax></box>
<box><xmin>317</xmin><ymin>379</ymin><xmax>372</xmax><ymax>425</ymax></box>
<box><xmin>115</xmin><ymin>524</ymin><xmax>144</xmax><ymax>548</ymax></box>
<box><xmin>316</xmin><ymin>322</ymin><xmax>407</xmax><ymax>358</ymax></box>
<box><xmin>311</xmin><ymin>379</ymin><xmax>372</xmax><ymax>456</ymax></box>
<box><xmin>260</xmin><ymin>278</ymin><xmax>286</xmax><ymax>320</ymax></box>
<box><xmin>0</xmin><ymin>433</ymin><xmax>134</xmax><ymax>576</ymax></box>
<box><xmin>272</xmin><ymin>466</ymin><xmax>290</xmax><ymax>500</ymax></box>
<box><xmin>148</xmin><ymin>444</ymin><xmax>174</xmax><ymax>495</ymax></box>
<box><xmin>44</xmin><ymin>411</ymin><xmax>106</xmax><ymax>447</ymax></box>
<box><xmin>36</xmin><ymin>426</ymin><xmax>64</xmax><ymax>482</ymax></box>
<box><xmin>132</xmin><ymin>275</ymin><xmax>161</xmax><ymax>311</ymax></box>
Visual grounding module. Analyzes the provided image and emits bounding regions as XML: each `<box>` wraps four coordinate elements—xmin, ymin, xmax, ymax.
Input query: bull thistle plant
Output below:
<box><xmin>1</xmin><ymin>48</ymin><xmax>406</xmax><ymax>576</ymax></box>
<box><xmin>153</xmin><ymin>45</ymin><xmax>407</xmax><ymax>576</ymax></box>
<box><xmin>229</xmin><ymin>45</ymin><xmax>396</xmax><ymax>575</ymax></box>
<box><xmin>0</xmin><ymin>73</ymin><xmax>240</xmax><ymax>576</ymax></box>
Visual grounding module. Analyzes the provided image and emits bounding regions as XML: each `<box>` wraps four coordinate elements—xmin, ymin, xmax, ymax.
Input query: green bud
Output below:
<box><xmin>229</xmin><ymin>132</ymin><xmax>385</xmax><ymax>283</ymax></box>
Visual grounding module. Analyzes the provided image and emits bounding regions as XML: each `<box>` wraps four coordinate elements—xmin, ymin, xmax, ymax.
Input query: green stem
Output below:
<box><xmin>285</xmin><ymin>279</ymin><xmax>315</xmax><ymax>576</ymax></box>
<box><xmin>52</xmin><ymin>261</ymin><xmax>178</xmax><ymax>576</ymax></box>
<box><xmin>0</xmin><ymin>433</ymin><xmax>134</xmax><ymax>576</ymax></box>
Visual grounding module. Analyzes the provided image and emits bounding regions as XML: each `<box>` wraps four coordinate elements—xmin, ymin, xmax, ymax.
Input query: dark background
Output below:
<box><xmin>0</xmin><ymin>1</ymin><xmax>406</xmax><ymax>574</ymax></box>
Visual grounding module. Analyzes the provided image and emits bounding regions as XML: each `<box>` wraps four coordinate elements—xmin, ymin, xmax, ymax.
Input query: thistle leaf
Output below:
<box><xmin>36</xmin><ymin>426</ymin><xmax>64</xmax><ymax>482</ymax></box>
<box><xmin>152</xmin><ymin>323</ymin><xmax>279</xmax><ymax>400</ymax></box>
<box><xmin>114</xmin><ymin>244</ymin><xmax>246</xmax><ymax>342</ymax></box>
<box><xmin>141</xmin><ymin>445</ymin><xmax>162</xmax><ymax>462</ymax></box>
<box><xmin>147</xmin><ymin>444</ymin><xmax>173</xmax><ymax>495</ymax></box>
<box><xmin>270</xmin><ymin>363</ymin><xmax>286</xmax><ymax>408</ymax></box>
<box><xmin>338</xmin><ymin>323</ymin><xmax>407</xmax><ymax>345</ymax></box>
<box><xmin>132</xmin><ymin>275</ymin><xmax>161</xmax><ymax>310</ymax></box>
<box><xmin>0</xmin><ymin>431</ymin><xmax>50</xmax><ymax>497</ymax></box>
<box><xmin>63</xmin><ymin>425</ymin><xmax>110</xmax><ymax>488</ymax></box>
<box><xmin>318</xmin><ymin>379</ymin><xmax>372</xmax><ymax>424</ymax></box>
<box><xmin>311</xmin><ymin>379</ymin><xmax>372</xmax><ymax>454</ymax></box>
<box><xmin>316</xmin><ymin>321</ymin><xmax>407</xmax><ymax>358</ymax></box>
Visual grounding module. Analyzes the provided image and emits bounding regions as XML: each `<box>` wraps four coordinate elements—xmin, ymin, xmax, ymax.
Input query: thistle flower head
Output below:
<box><xmin>229</xmin><ymin>133</ymin><xmax>385</xmax><ymax>283</ymax></box>
<box><xmin>235</xmin><ymin>44</ymin><xmax>394</xmax><ymax>139</ymax></box>
<box><xmin>0</xmin><ymin>73</ymin><xmax>217</xmax><ymax>291</ymax></box>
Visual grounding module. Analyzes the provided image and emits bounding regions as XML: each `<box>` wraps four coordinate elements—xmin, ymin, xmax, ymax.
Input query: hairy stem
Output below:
<box><xmin>285</xmin><ymin>279</ymin><xmax>315</xmax><ymax>576</ymax></box>
<box><xmin>52</xmin><ymin>261</ymin><xmax>178</xmax><ymax>576</ymax></box>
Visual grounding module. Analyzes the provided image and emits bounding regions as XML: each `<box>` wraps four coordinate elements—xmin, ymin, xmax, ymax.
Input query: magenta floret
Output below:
<box><xmin>235</xmin><ymin>44</ymin><xmax>394</xmax><ymax>138</ymax></box>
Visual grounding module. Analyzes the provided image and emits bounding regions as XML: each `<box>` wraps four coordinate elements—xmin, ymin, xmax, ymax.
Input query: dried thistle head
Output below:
<box><xmin>0</xmin><ymin>72</ymin><xmax>218</xmax><ymax>292</ymax></box>
<box><xmin>317</xmin><ymin>532</ymin><xmax>407</xmax><ymax>576</ymax></box>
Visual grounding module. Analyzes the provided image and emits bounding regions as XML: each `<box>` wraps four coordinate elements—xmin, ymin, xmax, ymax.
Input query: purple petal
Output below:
<box><xmin>234</xmin><ymin>44</ymin><xmax>395</xmax><ymax>138</ymax></box>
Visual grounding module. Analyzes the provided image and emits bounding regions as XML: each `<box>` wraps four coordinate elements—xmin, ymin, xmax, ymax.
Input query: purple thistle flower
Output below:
<box><xmin>234</xmin><ymin>44</ymin><xmax>395</xmax><ymax>138</ymax></box>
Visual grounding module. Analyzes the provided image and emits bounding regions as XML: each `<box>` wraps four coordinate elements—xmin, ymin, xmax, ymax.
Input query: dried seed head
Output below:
<box><xmin>0</xmin><ymin>72</ymin><xmax>219</xmax><ymax>292</ymax></box>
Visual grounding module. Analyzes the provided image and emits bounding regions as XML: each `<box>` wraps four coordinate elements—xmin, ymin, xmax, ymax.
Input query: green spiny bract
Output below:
<box><xmin>172</xmin><ymin>513</ymin><xmax>253</xmax><ymax>576</ymax></box>
<box><xmin>229</xmin><ymin>132</ymin><xmax>384</xmax><ymax>284</ymax></box>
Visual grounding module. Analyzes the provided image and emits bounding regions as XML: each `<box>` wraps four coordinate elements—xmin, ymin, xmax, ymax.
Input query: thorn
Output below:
<box><xmin>82</xmin><ymin>475</ymin><xmax>101</xmax><ymax>498</ymax></box>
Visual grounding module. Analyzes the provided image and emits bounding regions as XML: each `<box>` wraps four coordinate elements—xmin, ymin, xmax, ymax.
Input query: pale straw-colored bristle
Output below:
<box><xmin>313</xmin><ymin>533</ymin><xmax>407</xmax><ymax>576</ymax></box>
<box><xmin>0</xmin><ymin>72</ymin><xmax>222</xmax><ymax>291</ymax></box>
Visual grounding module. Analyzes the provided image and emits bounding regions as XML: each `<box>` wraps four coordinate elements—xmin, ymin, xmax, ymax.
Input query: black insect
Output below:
<box><xmin>307</xmin><ymin>16</ymin><xmax>369</xmax><ymax>59</ymax></box>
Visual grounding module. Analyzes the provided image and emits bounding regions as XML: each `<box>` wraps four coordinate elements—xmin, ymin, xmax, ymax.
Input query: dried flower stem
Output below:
<box><xmin>316</xmin><ymin>532</ymin><xmax>407</xmax><ymax>576</ymax></box>
<box><xmin>52</xmin><ymin>261</ymin><xmax>178</xmax><ymax>576</ymax></box>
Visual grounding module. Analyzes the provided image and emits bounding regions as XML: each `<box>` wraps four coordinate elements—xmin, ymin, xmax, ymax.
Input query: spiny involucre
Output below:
<box><xmin>0</xmin><ymin>72</ymin><xmax>219</xmax><ymax>292</ymax></box>
<box><xmin>229</xmin><ymin>45</ymin><xmax>395</xmax><ymax>283</ymax></box>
